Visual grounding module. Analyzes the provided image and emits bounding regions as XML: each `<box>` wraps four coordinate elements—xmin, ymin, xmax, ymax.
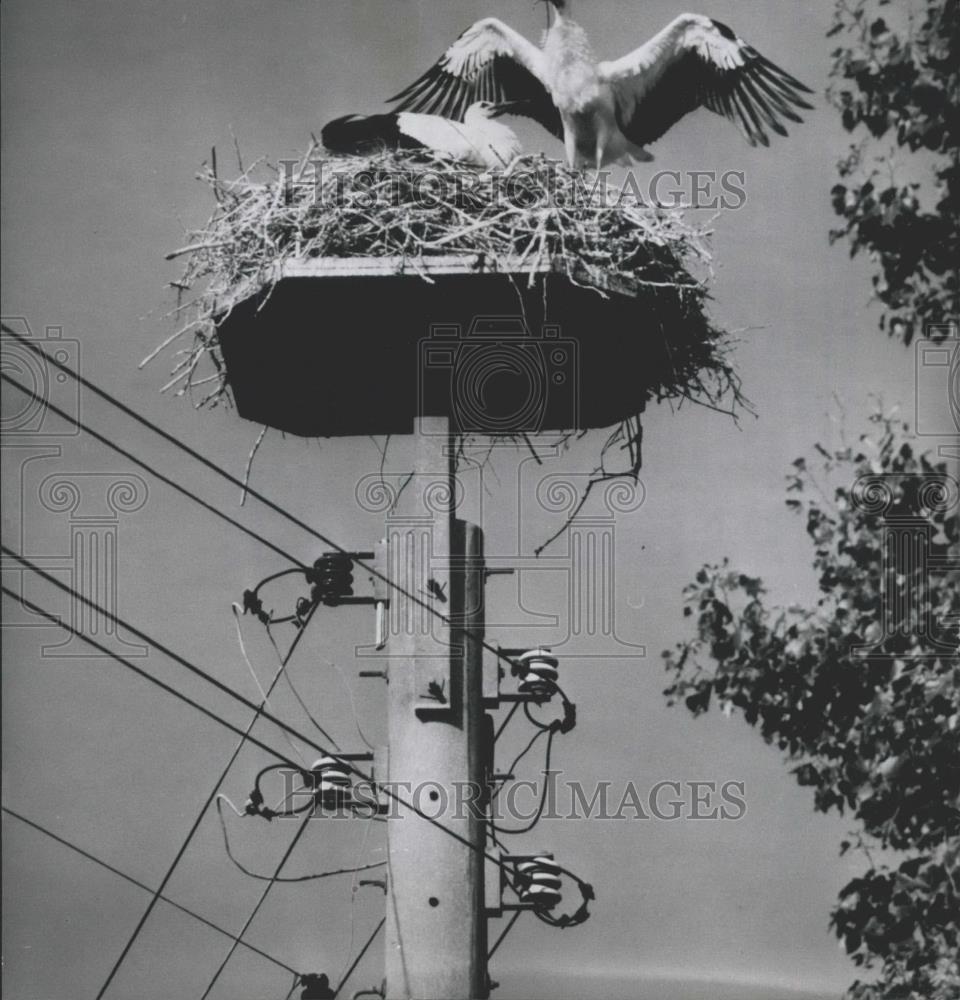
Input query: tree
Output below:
<box><xmin>663</xmin><ymin>411</ymin><xmax>959</xmax><ymax>999</ymax></box>
<box><xmin>827</xmin><ymin>0</ymin><xmax>959</xmax><ymax>345</ymax></box>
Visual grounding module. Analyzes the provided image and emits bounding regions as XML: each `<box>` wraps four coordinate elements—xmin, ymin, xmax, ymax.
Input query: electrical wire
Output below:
<box><xmin>97</xmin><ymin>605</ymin><xmax>321</xmax><ymax>999</ymax></box>
<box><xmin>263</xmin><ymin>623</ymin><xmax>343</xmax><ymax>751</ymax></box>
<box><xmin>333</xmin><ymin>917</ymin><xmax>386</xmax><ymax>999</ymax></box>
<box><xmin>112</xmin><ymin>596</ymin><xmax>319</xmax><ymax>992</ymax></box>
<box><xmin>530</xmin><ymin>866</ymin><xmax>595</xmax><ymax>929</ymax></box>
<box><xmin>5</xmin><ymin>564</ymin><xmax>587</xmax><ymax>937</ymax></box>
<box><xmin>1</xmin><ymin>591</ymin><xmax>362</xmax><ymax>998</ymax></box>
<box><xmin>486</xmin><ymin>909</ymin><xmax>522</xmax><ymax>961</ymax></box>
<box><xmin>239</xmin><ymin>763</ymin><xmax>313</xmax><ymax>821</ymax></box>
<box><xmin>1</xmin><ymin>569</ymin><xmax>323</xmax><ymax>998</ymax></box>
<box><xmin>322</xmin><ymin>655</ymin><xmax>376</xmax><ymax>753</ymax></box>
<box><xmin>244</xmin><ymin>566</ymin><xmax>315</xmax><ymax>626</ymax></box>
<box><xmin>2</xmin><ymin>555</ymin><xmax>549</xmax><ymax>894</ymax></box>
<box><xmin>340</xmin><ymin>817</ymin><xmax>377</xmax><ymax>986</ymax></box>
<box><xmin>0</xmin><ymin>806</ymin><xmax>302</xmax><ymax>977</ymax></box>
<box><xmin>199</xmin><ymin>810</ymin><xmax>313</xmax><ymax>1000</ymax></box>
<box><xmin>0</xmin><ymin>582</ymin><xmax>298</xmax><ymax>770</ymax></box>
<box><xmin>489</xmin><ymin>729</ymin><xmax>557</xmax><ymax>835</ymax></box>
<box><xmin>233</xmin><ymin>603</ymin><xmax>311</xmax><ymax>763</ymax></box>
<box><xmin>1</xmin><ymin>370</ymin><xmax>305</xmax><ymax>570</ymax></box>
<box><xmin>489</xmin><ymin>726</ymin><xmax>546</xmax><ymax>802</ymax></box>
<box><xmin>214</xmin><ymin>797</ymin><xmax>386</xmax><ymax>882</ymax></box>
<box><xmin>262</xmin><ymin>614</ymin><xmax>374</xmax><ymax>754</ymax></box>
<box><xmin>1</xmin><ymin>332</ymin><xmax>599</xmax><ymax>978</ymax></box>
<box><xmin>493</xmin><ymin>700</ymin><xmax>521</xmax><ymax>742</ymax></box>
<box><xmin>2</xmin><ymin>548</ymin><xmax>351</xmax><ymax>773</ymax></box>
<box><xmin>0</xmin><ymin>327</ymin><xmax>524</xmax><ymax>675</ymax></box>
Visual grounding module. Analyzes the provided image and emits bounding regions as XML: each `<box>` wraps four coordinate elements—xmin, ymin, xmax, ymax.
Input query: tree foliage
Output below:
<box><xmin>663</xmin><ymin>411</ymin><xmax>959</xmax><ymax>998</ymax></box>
<box><xmin>827</xmin><ymin>0</ymin><xmax>959</xmax><ymax>344</ymax></box>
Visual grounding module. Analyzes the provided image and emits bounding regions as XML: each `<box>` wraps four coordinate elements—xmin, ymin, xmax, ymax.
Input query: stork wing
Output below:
<box><xmin>387</xmin><ymin>17</ymin><xmax>563</xmax><ymax>139</ymax></box>
<box><xmin>598</xmin><ymin>14</ymin><xmax>813</xmax><ymax>148</ymax></box>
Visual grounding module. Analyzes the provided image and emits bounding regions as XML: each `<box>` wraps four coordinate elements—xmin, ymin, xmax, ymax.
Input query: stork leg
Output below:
<box><xmin>563</xmin><ymin>125</ymin><xmax>577</xmax><ymax>169</ymax></box>
<box><xmin>594</xmin><ymin>123</ymin><xmax>611</xmax><ymax>172</ymax></box>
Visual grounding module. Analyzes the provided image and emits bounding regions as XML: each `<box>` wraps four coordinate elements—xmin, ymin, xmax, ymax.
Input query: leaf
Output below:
<box><xmin>664</xmin><ymin>408</ymin><xmax>960</xmax><ymax>994</ymax></box>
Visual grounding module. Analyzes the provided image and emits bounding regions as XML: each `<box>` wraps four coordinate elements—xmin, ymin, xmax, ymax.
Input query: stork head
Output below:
<box><xmin>465</xmin><ymin>101</ymin><xmax>498</xmax><ymax>123</ymax></box>
<box><xmin>539</xmin><ymin>0</ymin><xmax>570</xmax><ymax>19</ymax></box>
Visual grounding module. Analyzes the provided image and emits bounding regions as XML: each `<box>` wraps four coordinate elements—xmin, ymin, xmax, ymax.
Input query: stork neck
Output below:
<box><xmin>549</xmin><ymin>1</ymin><xmax>575</xmax><ymax>26</ymax></box>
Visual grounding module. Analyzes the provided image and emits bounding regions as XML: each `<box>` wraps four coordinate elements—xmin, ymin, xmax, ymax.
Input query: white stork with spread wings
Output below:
<box><xmin>387</xmin><ymin>0</ymin><xmax>813</xmax><ymax>169</ymax></box>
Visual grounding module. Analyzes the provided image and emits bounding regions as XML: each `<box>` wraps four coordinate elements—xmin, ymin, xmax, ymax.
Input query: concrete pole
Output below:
<box><xmin>384</xmin><ymin>416</ymin><xmax>487</xmax><ymax>999</ymax></box>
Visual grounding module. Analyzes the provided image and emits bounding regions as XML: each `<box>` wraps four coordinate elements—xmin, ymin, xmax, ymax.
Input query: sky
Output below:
<box><xmin>2</xmin><ymin>2</ymin><xmax>952</xmax><ymax>999</ymax></box>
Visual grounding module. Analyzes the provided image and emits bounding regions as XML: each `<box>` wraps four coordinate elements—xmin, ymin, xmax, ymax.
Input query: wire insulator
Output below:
<box><xmin>515</xmin><ymin>648</ymin><xmax>559</xmax><ymax>698</ymax></box>
<box><xmin>242</xmin><ymin>588</ymin><xmax>270</xmax><ymax>626</ymax></box>
<box><xmin>515</xmin><ymin>857</ymin><xmax>563</xmax><ymax>910</ymax></box>
<box><xmin>310</xmin><ymin>756</ymin><xmax>353</xmax><ymax>809</ymax></box>
<box><xmin>299</xmin><ymin>973</ymin><xmax>335</xmax><ymax>999</ymax></box>
<box><xmin>309</xmin><ymin>553</ymin><xmax>355</xmax><ymax>606</ymax></box>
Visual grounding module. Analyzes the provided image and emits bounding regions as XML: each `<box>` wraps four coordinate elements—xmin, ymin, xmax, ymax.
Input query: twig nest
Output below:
<box><xmin>153</xmin><ymin>148</ymin><xmax>743</xmax><ymax>426</ymax></box>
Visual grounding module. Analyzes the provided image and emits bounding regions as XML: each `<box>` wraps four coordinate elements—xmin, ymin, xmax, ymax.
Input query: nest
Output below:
<box><xmin>152</xmin><ymin>146</ymin><xmax>744</xmax><ymax>425</ymax></box>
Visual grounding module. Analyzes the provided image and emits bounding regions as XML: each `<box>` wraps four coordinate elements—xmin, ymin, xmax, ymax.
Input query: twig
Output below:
<box><xmin>241</xmin><ymin>425</ymin><xmax>269</xmax><ymax>506</ymax></box>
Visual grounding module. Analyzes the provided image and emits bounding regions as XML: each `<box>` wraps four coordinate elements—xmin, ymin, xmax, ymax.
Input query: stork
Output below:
<box><xmin>321</xmin><ymin>101</ymin><xmax>521</xmax><ymax>170</ymax></box>
<box><xmin>387</xmin><ymin>0</ymin><xmax>813</xmax><ymax>169</ymax></box>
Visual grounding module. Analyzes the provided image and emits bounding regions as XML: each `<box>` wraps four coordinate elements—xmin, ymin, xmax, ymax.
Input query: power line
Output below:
<box><xmin>1</xmin><ymin>580</ymin><xmax>407</xmax><ymax>995</ymax></box>
<box><xmin>333</xmin><ymin>917</ymin><xmax>385</xmax><ymax>999</ymax></box>
<box><xmin>2</xmin><ymin>331</ymin><xmax>598</xmax><ymax>978</ymax></box>
<box><xmin>0</xmin><ymin>327</ymin><xmax>519</xmax><ymax>672</ymax></box>
<box><xmin>494</xmin><ymin>700</ymin><xmax>521</xmax><ymax>742</ymax></box>
<box><xmin>1</xmin><ymin>372</ymin><xmax>304</xmax><ymax>569</ymax></box>
<box><xmin>2</xmin><ymin>548</ymin><xmax>345</xmax><ymax>769</ymax></box>
<box><xmin>7</xmin><ymin>545</ymin><xmax>592</xmax><ymax>958</ymax></box>
<box><xmin>95</xmin><ymin>597</ymin><xmax>323</xmax><ymax>1000</ymax></box>
<box><xmin>215</xmin><ymin>797</ymin><xmax>386</xmax><ymax>883</ymax></box>
<box><xmin>2</xmin><ymin>550</ymin><xmax>531</xmax><ymax>884</ymax></box>
<box><xmin>487</xmin><ymin>909</ymin><xmax>522</xmax><ymax>961</ymax></box>
<box><xmin>256</xmin><ymin>614</ymin><xmax>343</xmax><ymax>752</ymax></box>
<box><xmin>0</xmin><ymin>582</ymin><xmax>299</xmax><ymax>769</ymax></box>
<box><xmin>199</xmin><ymin>810</ymin><xmax>313</xmax><ymax>1000</ymax></box>
<box><xmin>490</xmin><ymin>727</ymin><xmax>546</xmax><ymax>802</ymax></box>
<box><xmin>0</xmin><ymin>806</ymin><xmax>300</xmax><ymax>978</ymax></box>
<box><xmin>490</xmin><ymin>729</ymin><xmax>557</xmax><ymax>835</ymax></box>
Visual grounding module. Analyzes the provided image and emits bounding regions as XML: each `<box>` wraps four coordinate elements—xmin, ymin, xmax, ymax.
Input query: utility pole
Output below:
<box><xmin>383</xmin><ymin>416</ymin><xmax>488</xmax><ymax>999</ymax></box>
<box><xmin>215</xmin><ymin>258</ymin><xmax>609</xmax><ymax>999</ymax></box>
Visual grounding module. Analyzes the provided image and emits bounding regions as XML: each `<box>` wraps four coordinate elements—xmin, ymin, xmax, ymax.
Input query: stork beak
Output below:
<box><xmin>489</xmin><ymin>100</ymin><xmax>523</xmax><ymax>119</ymax></box>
